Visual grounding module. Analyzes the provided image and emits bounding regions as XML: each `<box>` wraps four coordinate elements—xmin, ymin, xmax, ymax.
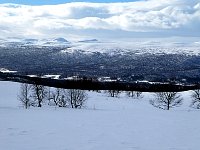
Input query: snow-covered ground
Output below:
<box><xmin>0</xmin><ymin>81</ymin><xmax>200</xmax><ymax>150</ymax></box>
<box><xmin>0</xmin><ymin>68</ymin><xmax>17</xmax><ymax>73</ymax></box>
<box><xmin>1</xmin><ymin>37</ymin><xmax>200</xmax><ymax>55</ymax></box>
<box><xmin>67</xmin><ymin>41</ymin><xmax>200</xmax><ymax>55</ymax></box>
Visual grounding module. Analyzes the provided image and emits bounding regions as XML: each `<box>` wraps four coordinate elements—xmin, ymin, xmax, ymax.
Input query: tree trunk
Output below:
<box><xmin>38</xmin><ymin>101</ymin><xmax>42</xmax><ymax>107</ymax></box>
<box><xmin>167</xmin><ymin>100</ymin><xmax>170</xmax><ymax>110</ymax></box>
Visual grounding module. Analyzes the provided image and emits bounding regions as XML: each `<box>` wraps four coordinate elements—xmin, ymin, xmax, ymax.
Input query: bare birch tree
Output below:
<box><xmin>31</xmin><ymin>84</ymin><xmax>47</xmax><ymax>107</ymax></box>
<box><xmin>49</xmin><ymin>88</ymin><xmax>62</xmax><ymax>106</ymax></box>
<box><xmin>48</xmin><ymin>88</ymin><xmax>67</xmax><ymax>107</ymax></box>
<box><xmin>64</xmin><ymin>89</ymin><xmax>87</xmax><ymax>108</ymax></box>
<box><xmin>191</xmin><ymin>89</ymin><xmax>200</xmax><ymax>109</ymax></box>
<box><xmin>107</xmin><ymin>90</ymin><xmax>120</xmax><ymax>97</ymax></box>
<box><xmin>150</xmin><ymin>92</ymin><xmax>182</xmax><ymax>110</ymax></box>
<box><xmin>126</xmin><ymin>91</ymin><xmax>143</xmax><ymax>99</ymax></box>
<box><xmin>18</xmin><ymin>83</ymin><xmax>32</xmax><ymax>109</ymax></box>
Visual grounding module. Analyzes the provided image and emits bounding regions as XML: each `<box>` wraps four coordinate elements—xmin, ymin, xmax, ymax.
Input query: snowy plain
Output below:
<box><xmin>0</xmin><ymin>81</ymin><xmax>200</xmax><ymax>150</ymax></box>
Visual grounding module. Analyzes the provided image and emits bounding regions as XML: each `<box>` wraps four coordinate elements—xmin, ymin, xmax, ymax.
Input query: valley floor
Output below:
<box><xmin>0</xmin><ymin>81</ymin><xmax>200</xmax><ymax>150</ymax></box>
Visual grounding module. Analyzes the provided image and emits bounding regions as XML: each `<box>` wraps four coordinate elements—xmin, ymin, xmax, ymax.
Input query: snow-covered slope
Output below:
<box><xmin>0</xmin><ymin>81</ymin><xmax>200</xmax><ymax>150</ymax></box>
<box><xmin>66</xmin><ymin>41</ymin><xmax>200</xmax><ymax>55</ymax></box>
<box><xmin>1</xmin><ymin>37</ymin><xmax>200</xmax><ymax>55</ymax></box>
<box><xmin>0</xmin><ymin>37</ymin><xmax>71</xmax><ymax>47</ymax></box>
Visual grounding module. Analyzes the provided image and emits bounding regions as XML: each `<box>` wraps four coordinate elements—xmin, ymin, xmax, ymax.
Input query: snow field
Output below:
<box><xmin>0</xmin><ymin>81</ymin><xmax>200</xmax><ymax>150</ymax></box>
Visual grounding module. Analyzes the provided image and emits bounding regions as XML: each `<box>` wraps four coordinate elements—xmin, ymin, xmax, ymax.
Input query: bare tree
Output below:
<box><xmin>93</xmin><ymin>90</ymin><xmax>101</xmax><ymax>93</ymax></box>
<box><xmin>31</xmin><ymin>84</ymin><xmax>47</xmax><ymax>107</ymax></box>
<box><xmin>107</xmin><ymin>90</ymin><xmax>120</xmax><ymax>97</ymax></box>
<box><xmin>64</xmin><ymin>89</ymin><xmax>87</xmax><ymax>109</ymax></box>
<box><xmin>47</xmin><ymin>87</ymin><xmax>52</xmax><ymax>105</ymax></box>
<box><xmin>49</xmin><ymin>88</ymin><xmax>62</xmax><ymax>106</ymax></box>
<box><xmin>127</xmin><ymin>91</ymin><xmax>143</xmax><ymax>99</ymax></box>
<box><xmin>18</xmin><ymin>83</ymin><xmax>32</xmax><ymax>109</ymax></box>
<box><xmin>57</xmin><ymin>95</ymin><xmax>67</xmax><ymax>107</ymax></box>
<box><xmin>150</xmin><ymin>92</ymin><xmax>182</xmax><ymax>110</ymax></box>
<box><xmin>48</xmin><ymin>88</ymin><xmax>67</xmax><ymax>107</ymax></box>
<box><xmin>191</xmin><ymin>89</ymin><xmax>200</xmax><ymax>109</ymax></box>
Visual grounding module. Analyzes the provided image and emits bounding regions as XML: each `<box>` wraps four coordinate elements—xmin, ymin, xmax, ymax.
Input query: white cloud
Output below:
<box><xmin>0</xmin><ymin>0</ymin><xmax>200</xmax><ymax>39</ymax></box>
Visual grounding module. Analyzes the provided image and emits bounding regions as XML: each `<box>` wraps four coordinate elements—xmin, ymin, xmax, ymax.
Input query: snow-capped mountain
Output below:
<box><xmin>0</xmin><ymin>37</ymin><xmax>200</xmax><ymax>55</ymax></box>
<box><xmin>1</xmin><ymin>37</ymin><xmax>200</xmax><ymax>84</ymax></box>
<box><xmin>54</xmin><ymin>38</ymin><xmax>69</xmax><ymax>43</ymax></box>
<box><xmin>42</xmin><ymin>38</ymin><xmax>70</xmax><ymax>45</ymax></box>
<box><xmin>78</xmin><ymin>39</ymin><xmax>99</xmax><ymax>43</ymax></box>
<box><xmin>0</xmin><ymin>37</ymin><xmax>71</xmax><ymax>47</ymax></box>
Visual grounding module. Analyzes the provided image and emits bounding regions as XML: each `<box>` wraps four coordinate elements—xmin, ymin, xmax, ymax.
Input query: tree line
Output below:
<box><xmin>18</xmin><ymin>83</ymin><xmax>87</xmax><ymax>109</ymax></box>
<box><xmin>18</xmin><ymin>83</ymin><xmax>200</xmax><ymax>110</ymax></box>
<box><xmin>102</xmin><ymin>89</ymin><xmax>200</xmax><ymax>110</ymax></box>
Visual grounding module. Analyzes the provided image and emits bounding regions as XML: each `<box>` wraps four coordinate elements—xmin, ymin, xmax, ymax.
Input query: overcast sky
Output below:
<box><xmin>0</xmin><ymin>0</ymin><xmax>137</xmax><ymax>5</ymax></box>
<box><xmin>0</xmin><ymin>0</ymin><xmax>200</xmax><ymax>40</ymax></box>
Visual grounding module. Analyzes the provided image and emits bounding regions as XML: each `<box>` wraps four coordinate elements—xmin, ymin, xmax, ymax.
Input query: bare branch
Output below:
<box><xmin>150</xmin><ymin>92</ymin><xmax>182</xmax><ymax>110</ymax></box>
